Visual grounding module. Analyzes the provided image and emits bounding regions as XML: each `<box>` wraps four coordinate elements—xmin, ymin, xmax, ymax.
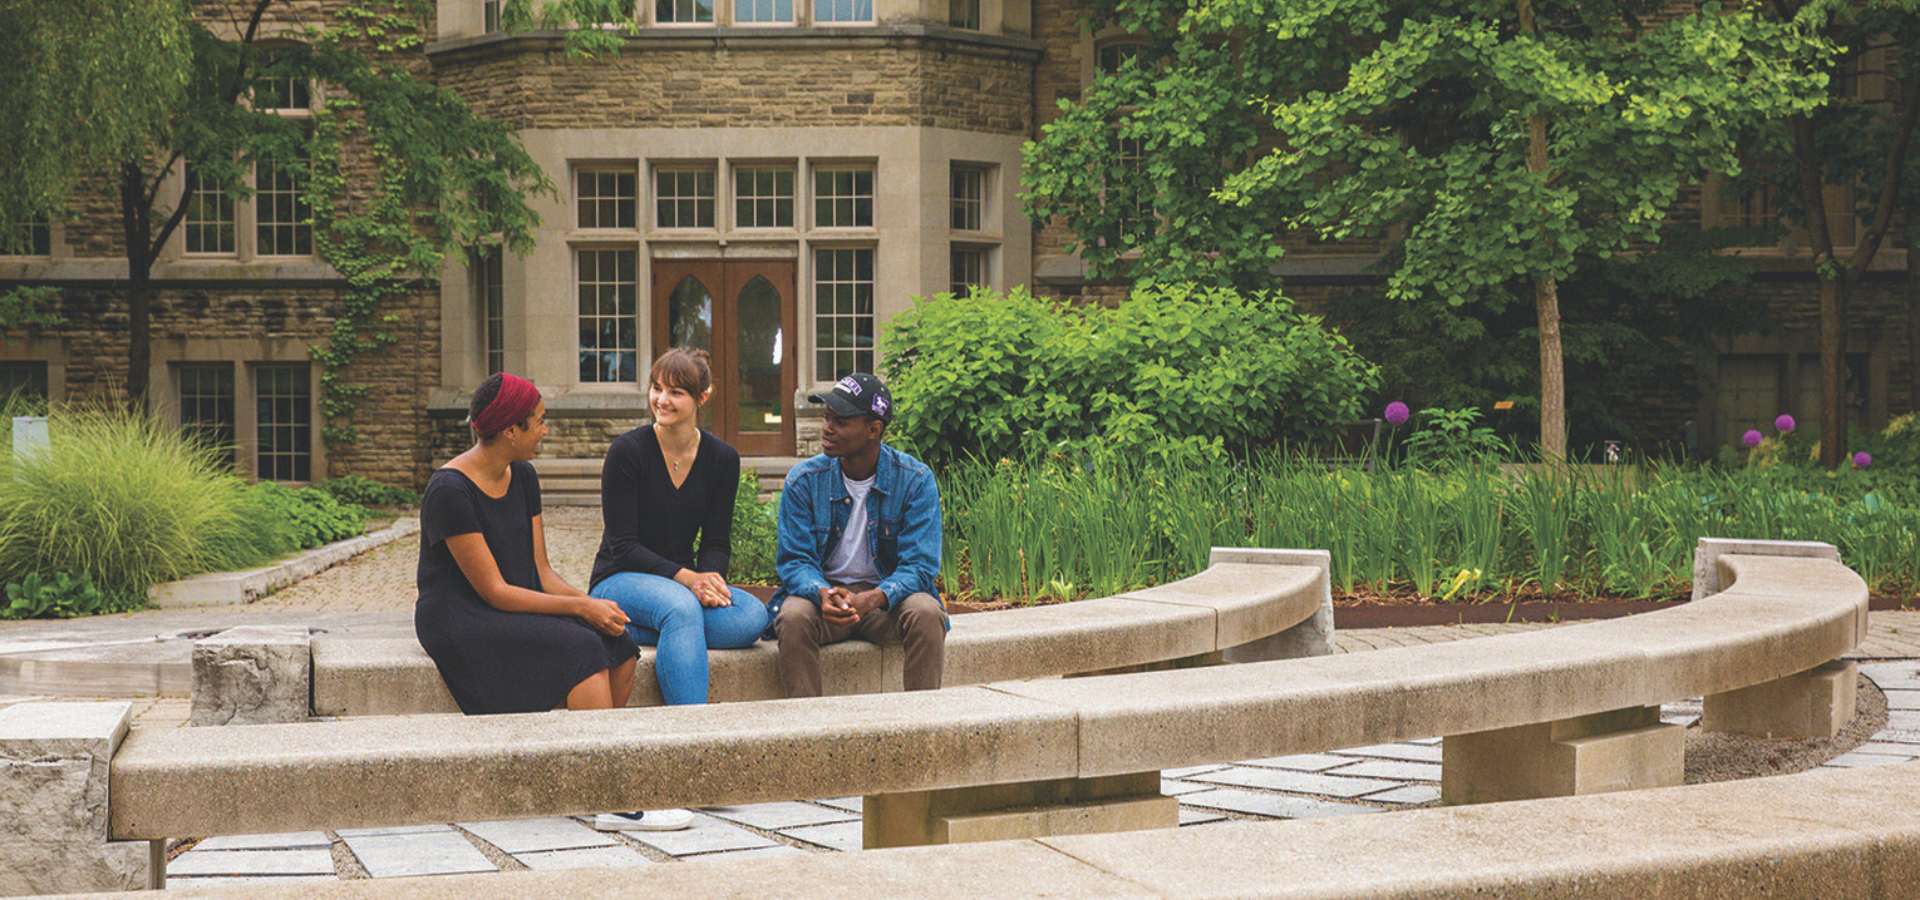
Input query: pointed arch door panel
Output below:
<box><xmin>651</xmin><ymin>259</ymin><xmax>796</xmax><ymax>455</ymax></box>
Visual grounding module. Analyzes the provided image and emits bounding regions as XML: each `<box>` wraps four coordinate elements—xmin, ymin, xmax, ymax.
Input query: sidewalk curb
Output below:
<box><xmin>147</xmin><ymin>519</ymin><xmax>421</xmax><ymax>608</ymax></box>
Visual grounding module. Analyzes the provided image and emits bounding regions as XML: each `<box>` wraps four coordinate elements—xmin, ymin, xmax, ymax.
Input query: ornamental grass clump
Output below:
<box><xmin>0</xmin><ymin>404</ymin><xmax>290</xmax><ymax>612</ymax></box>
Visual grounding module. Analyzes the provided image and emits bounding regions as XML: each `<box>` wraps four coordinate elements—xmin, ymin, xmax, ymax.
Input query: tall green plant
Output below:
<box><xmin>0</xmin><ymin>405</ymin><xmax>290</xmax><ymax>606</ymax></box>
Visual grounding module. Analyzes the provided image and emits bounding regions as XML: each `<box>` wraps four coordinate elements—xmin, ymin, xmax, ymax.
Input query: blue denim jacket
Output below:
<box><xmin>770</xmin><ymin>443</ymin><xmax>943</xmax><ymax>619</ymax></box>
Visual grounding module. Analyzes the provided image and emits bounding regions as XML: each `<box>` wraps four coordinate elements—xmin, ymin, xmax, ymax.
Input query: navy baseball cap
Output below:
<box><xmin>809</xmin><ymin>373</ymin><xmax>892</xmax><ymax>424</ymax></box>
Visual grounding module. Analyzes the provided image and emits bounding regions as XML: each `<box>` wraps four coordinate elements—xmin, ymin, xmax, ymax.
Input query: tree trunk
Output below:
<box><xmin>1784</xmin><ymin>113</ymin><xmax>1846</xmax><ymax>467</ymax></box>
<box><xmin>1516</xmin><ymin>0</ymin><xmax>1563</xmax><ymax>461</ymax></box>
<box><xmin>1910</xmin><ymin>230</ymin><xmax>1919</xmax><ymax>415</ymax></box>
<box><xmin>1819</xmin><ymin>274</ymin><xmax>1847</xmax><ymax>467</ymax></box>
<box><xmin>119</xmin><ymin>162</ymin><xmax>152</xmax><ymax>411</ymax></box>
<box><xmin>1536</xmin><ymin>274</ymin><xmax>1566</xmax><ymax>461</ymax></box>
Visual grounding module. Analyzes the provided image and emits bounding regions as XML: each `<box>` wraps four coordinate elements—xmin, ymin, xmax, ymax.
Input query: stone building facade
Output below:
<box><xmin>0</xmin><ymin>0</ymin><xmax>1909</xmax><ymax>486</ymax></box>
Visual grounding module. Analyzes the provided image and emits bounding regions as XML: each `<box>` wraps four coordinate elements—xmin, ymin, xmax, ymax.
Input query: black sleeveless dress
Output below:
<box><xmin>415</xmin><ymin>461</ymin><xmax>637</xmax><ymax>715</ymax></box>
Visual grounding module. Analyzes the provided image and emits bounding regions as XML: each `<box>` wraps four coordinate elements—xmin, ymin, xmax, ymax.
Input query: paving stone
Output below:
<box><xmin>1188</xmin><ymin>766</ymin><xmax>1403</xmax><ymax>799</ymax></box>
<box><xmin>340</xmin><ymin>830</ymin><xmax>496</xmax><ymax>878</ymax></box>
<box><xmin>514</xmin><ymin>846</ymin><xmax>653</xmax><ymax>870</ymax></box>
<box><xmin>1328</xmin><ymin>742</ymin><xmax>1443</xmax><ymax>763</ymax></box>
<box><xmin>1406</xmin><ymin>737</ymin><xmax>1441</xmax><ymax>745</ymax></box>
<box><xmin>1858</xmin><ymin>662</ymin><xmax>1920</xmax><ymax>689</ymax></box>
<box><xmin>190</xmin><ymin>832</ymin><xmax>331</xmax><ymax>851</ymax></box>
<box><xmin>166</xmin><ymin>849</ymin><xmax>336</xmax><ymax>877</ymax></box>
<box><xmin>1365</xmin><ymin>785</ymin><xmax>1443</xmax><ymax>805</ymax></box>
<box><xmin>781</xmin><ymin>820</ymin><xmax>865</xmax><ymax>852</ymax></box>
<box><xmin>621</xmin><ymin>814</ymin><xmax>775</xmax><ymax>857</ymax></box>
<box><xmin>1886</xmin><ymin>711</ymin><xmax>1920</xmax><ymax>731</ymax></box>
<box><xmin>168</xmin><ymin>875</ymin><xmax>338</xmax><ymax>888</ymax></box>
<box><xmin>1822</xmin><ymin>751</ymin><xmax>1910</xmax><ymax>768</ymax></box>
<box><xmin>1239</xmin><ymin>753</ymin><xmax>1350</xmax><ymax>772</ymax></box>
<box><xmin>1160</xmin><ymin>778</ymin><xmax>1210</xmax><ymax>796</ymax></box>
<box><xmin>1882</xmin><ymin>690</ymin><xmax>1920</xmax><ymax>711</ymax></box>
<box><xmin>1329</xmin><ymin>759</ymin><xmax>1444</xmax><ymax>782</ymax></box>
<box><xmin>815</xmin><ymin>796</ymin><xmax>863</xmax><ymax>813</ymax></box>
<box><xmin>1178</xmin><ymin>789</ymin><xmax>1379</xmax><ymax>820</ymax></box>
<box><xmin>334</xmin><ymin>824</ymin><xmax>450</xmax><ymax>838</ymax></box>
<box><xmin>1663</xmin><ymin>714</ymin><xmax>1701</xmax><ymax>728</ymax></box>
<box><xmin>1177</xmin><ymin>807</ymin><xmax>1226</xmax><ymax>826</ymax></box>
<box><xmin>1162</xmin><ymin>763</ymin><xmax>1227</xmax><ymax>778</ymax></box>
<box><xmin>457</xmin><ymin>818</ymin><xmax>616</xmax><ymax>854</ymax></box>
<box><xmin>704</xmin><ymin>801</ymin><xmax>857</xmax><ymax>830</ymax></box>
<box><xmin>1853</xmin><ymin>742</ymin><xmax>1920</xmax><ymax>758</ymax></box>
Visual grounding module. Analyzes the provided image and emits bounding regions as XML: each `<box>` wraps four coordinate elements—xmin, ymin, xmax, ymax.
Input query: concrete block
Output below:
<box><xmin>310</xmin><ymin>636</ymin><xmax>457</xmax><ymax>717</ymax></box>
<box><xmin>1207</xmin><ymin>548</ymin><xmax>1334</xmax><ymax>661</ymax></box>
<box><xmin>0</xmin><ymin>701</ymin><xmax>158</xmax><ymax>896</ymax></box>
<box><xmin>947</xmin><ymin>598</ymin><xmax>1213</xmax><ymax>685</ymax></box>
<box><xmin>938</xmin><ymin>795</ymin><xmax>1176</xmax><ymax>844</ymax></box>
<box><xmin>1703</xmin><ymin>659</ymin><xmax>1857</xmax><ymax>740</ymax></box>
<box><xmin>110</xmin><ymin>687</ymin><xmax>1079</xmax><ymax>839</ymax></box>
<box><xmin>1442</xmin><ymin>706</ymin><xmax>1684</xmax><ymax>804</ymax></box>
<box><xmin>1692</xmin><ymin>537</ymin><xmax>1839</xmax><ymax>600</ymax></box>
<box><xmin>865</xmin><ymin>771</ymin><xmax>1174</xmax><ymax>849</ymax></box>
<box><xmin>190</xmin><ymin>626</ymin><xmax>312</xmax><ymax>726</ymax></box>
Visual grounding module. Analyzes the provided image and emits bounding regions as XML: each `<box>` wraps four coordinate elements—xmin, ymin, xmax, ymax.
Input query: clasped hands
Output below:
<box><xmin>821</xmin><ymin>586</ymin><xmax>887</xmax><ymax>626</ymax></box>
<box><xmin>675</xmin><ymin>569</ymin><xmax>735</xmax><ymax>609</ymax></box>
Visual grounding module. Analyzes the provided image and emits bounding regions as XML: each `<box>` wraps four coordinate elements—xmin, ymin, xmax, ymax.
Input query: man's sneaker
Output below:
<box><xmin>593</xmin><ymin>809</ymin><xmax>695</xmax><ymax>832</ymax></box>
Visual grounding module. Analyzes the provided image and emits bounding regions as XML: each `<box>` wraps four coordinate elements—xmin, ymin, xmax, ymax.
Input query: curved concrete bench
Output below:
<box><xmin>57</xmin><ymin>763</ymin><xmax>1920</xmax><ymax>900</ymax></box>
<box><xmin>304</xmin><ymin>547</ymin><xmax>1333</xmax><ymax>717</ymax></box>
<box><xmin>5</xmin><ymin>539</ymin><xmax>1869</xmax><ymax>894</ymax></box>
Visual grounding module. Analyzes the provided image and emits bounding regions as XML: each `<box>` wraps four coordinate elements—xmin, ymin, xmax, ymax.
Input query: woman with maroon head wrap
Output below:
<box><xmin>415</xmin><ymin>372</ymin><xmax>639</xmax><ymax>714</ymax></box>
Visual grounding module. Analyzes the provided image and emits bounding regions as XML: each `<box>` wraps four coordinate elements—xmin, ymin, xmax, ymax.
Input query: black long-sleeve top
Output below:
<box><xmin>589</xmin><ymin>426</ymin><xmax>741</xmax><ymax>590</ymax></box>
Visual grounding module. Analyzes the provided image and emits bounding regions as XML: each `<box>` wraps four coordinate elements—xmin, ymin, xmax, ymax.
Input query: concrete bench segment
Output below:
<box><xmin>112</xmin><ymin>687</ymin><xmax>1083</xmax><ymax>840</ymax></box>
<box><xmin>305</xmin><ymin>552</ymin><xmax>1330</xmax><ymax>717</ymax></box>
<box><xmin>117</xmin><ymin>545</ymin><xmax>1863</xmax><ymax>845</ymax></box>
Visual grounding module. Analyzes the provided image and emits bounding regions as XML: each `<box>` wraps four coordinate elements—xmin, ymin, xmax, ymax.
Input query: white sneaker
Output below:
<box><xmin>593</xmin><ymin>809</ymin><xmax>695</xmax><ymax>831</ymax></box>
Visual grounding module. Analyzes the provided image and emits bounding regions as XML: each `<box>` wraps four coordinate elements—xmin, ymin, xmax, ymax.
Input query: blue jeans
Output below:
<box><xmin>589</xmin><ymin>572</ymin><xmax>768</xmax><ymax>705</ymax></box>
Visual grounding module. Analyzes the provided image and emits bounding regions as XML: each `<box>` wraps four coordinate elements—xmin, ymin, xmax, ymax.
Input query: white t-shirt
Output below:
<box><xmin>823</xmin><ymin>473</ymin><xmax>881</xmax><ymax>586</ymax></box>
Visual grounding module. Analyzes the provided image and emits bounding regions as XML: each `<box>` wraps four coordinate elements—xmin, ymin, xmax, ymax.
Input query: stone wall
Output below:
<box><xmin>33</xmin><ymin>280</ymin><xmax>441</xmax><ymax>489</ymax></box>
<box><xmin>432</xmin><ymin>35</ymin><xmax>1035</xmax><ymax>135</ymax></box>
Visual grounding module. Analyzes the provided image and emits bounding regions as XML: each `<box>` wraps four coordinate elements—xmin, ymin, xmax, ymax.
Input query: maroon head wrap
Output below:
<box><xmin>471</xmin><ymin>373</ymin><xmax>541</xmax><ymax>439</ymax></box>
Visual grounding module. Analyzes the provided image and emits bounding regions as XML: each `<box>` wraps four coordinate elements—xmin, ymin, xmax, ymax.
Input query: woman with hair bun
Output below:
<box><xmin>415</xmin><ymin>372</ymin><xmax>638</xmax><ymax>715</ymax></box>
<box><xmin>588</xmin><ymin>349</ymin><xmax>767</xmax><ymax>831</ymax></box>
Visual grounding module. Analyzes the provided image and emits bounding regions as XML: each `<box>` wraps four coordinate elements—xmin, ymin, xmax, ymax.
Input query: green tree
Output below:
<box><xmin>1024</xmin><ymin>0</ymin><xmax>1830</xmax><ymax>460</ymax></box>
<box><xmin>1740</xmin><ymin>0</ymin><xmax>1917</xmax><ymax>468</ymax></box>
<box><xmin>0</xmin><ymin>0</ymin><xmax>553</xmax><ymax>433</ymax></box>
<box><xmin>0</xmin><ymin>0</ymin><xmax>190</xmax><ymax>329</ymax></box>
<box><xmin>1326</xmin><ymin>227</ymin><xmax>1775</xmax><ymax>452</ymax></box>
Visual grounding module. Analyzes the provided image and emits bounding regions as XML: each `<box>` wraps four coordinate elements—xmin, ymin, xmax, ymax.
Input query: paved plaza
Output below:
<box><xmin>5</xmin><ymin>507</ymin><xmax>1920</xmax><ymax>886</ymax></box>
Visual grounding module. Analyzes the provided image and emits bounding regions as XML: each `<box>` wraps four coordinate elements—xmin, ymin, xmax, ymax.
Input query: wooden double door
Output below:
<box><xmin>651</xmin><ymin>259</ymin><xmax>797</xmax><ymax>456</ymax></box>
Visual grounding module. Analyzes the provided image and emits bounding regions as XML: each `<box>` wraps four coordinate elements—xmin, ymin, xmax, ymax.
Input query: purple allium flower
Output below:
<box><xmin>1383</xmin><ymin>401</ymin><xmax>1410</xmax><ymax>426</ymax></box>
<box><xmin>1775</xmin><ymin>414</ymin><xmax>1796</xmax><ymax>433</ymax></box>
<box><xmin>1742</xmin><ymin>429</ymin><xmax>1763</xmax><ymax>447</ymax></box>
<box><xmin>1854</xmin><ymin>451</ymin><xmax>1872</xmax><ymax>468</ymax></box>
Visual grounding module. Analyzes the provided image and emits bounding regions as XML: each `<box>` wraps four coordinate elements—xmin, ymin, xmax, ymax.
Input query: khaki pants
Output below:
<box><xmin>773</xmin><ymin>585</ymin><xmax>946</xmax><ymax>698</ymax></box>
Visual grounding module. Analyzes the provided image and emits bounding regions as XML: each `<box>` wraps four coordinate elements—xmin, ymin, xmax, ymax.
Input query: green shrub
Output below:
<box><xmin>881</xmin><ymin>283</ymin><xmax>1379</xmax><ymax>464</ymax></box>
<box><xmin>2</xmin><ymin>571</ymin><xmax>135</xmax><ymax>619</ymax></box>
<box><xmin>311</xmin><ymin>475</ymin><xmax>420</xmax><ymax>507</ymax></box>
<box><xmin>245</xmin><ymin>482</ymin><xmax>370</xmax><ymax>549</ymax></box>
<box><xmin>730</xmin><ymin>470</ymin><xmax>778</xmax><ymax>585</ymax></box>
<box><xmin>0</xmin><ymin>404</ymin><xmax>290</xmax><ymax>603</ymax></box>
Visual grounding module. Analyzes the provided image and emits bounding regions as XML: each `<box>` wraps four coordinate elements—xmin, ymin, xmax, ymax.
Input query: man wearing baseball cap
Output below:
<box><xmin>769</xmin><ymin>373</ymin><xmax>946</xmax><ymax>697</ymax></box>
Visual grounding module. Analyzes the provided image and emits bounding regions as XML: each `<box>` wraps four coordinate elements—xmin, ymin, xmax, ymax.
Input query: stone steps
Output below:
<box><xmin>534</xmin><ymin>456</ymin><xmax>799</xmax><ymax>506</ymax></box>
